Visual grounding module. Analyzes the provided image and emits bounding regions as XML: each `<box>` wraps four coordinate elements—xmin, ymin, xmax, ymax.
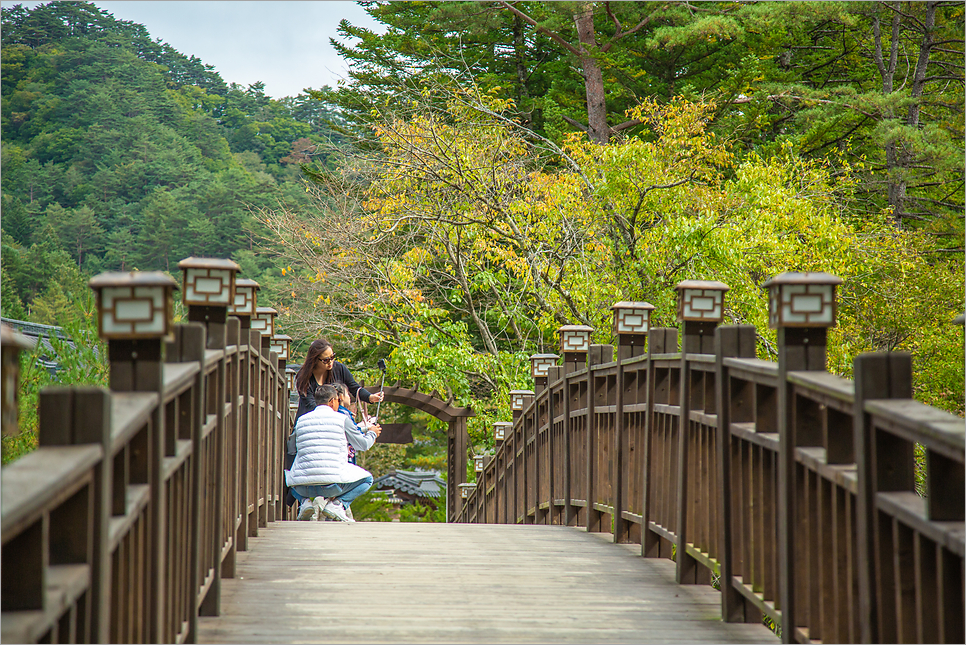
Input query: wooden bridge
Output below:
<box><xmin>1</xmin><ymin>259</ymin><xmax>962</xmax><ymax>644</ymax></box>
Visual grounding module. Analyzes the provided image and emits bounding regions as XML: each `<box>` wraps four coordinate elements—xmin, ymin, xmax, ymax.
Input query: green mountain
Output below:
<box><xmin>1</xmin><ymin>0</ymin><xmax>340</xmax><ymax>323</ymax></box>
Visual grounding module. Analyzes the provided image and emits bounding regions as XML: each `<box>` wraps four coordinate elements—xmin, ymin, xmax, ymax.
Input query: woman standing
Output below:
<box><xmin>286</xmin><ymin>339</ymin><xmax>385</xmax><ymax>508</ymax></box>
<box><xmin>293</xmin><ymin>339</ymin><xmax>385</xmax><ymax>422</ymax></box>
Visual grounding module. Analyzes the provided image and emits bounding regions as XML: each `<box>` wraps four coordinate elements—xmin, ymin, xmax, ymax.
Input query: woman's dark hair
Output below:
<box><xmin>294</xmin><ymin>339</ymin><xmax>333</xmax><ymax>396</ymax></box>
<box><xmin>313</xmin><ymin>384</ymin><xmax>339</xmax><ymax>407</ymax></box>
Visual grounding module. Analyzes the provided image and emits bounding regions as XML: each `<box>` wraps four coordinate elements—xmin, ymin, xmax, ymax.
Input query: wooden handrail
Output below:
<box><xmin>1</xmin><ymin>267</ymin><xmax>291</xmax><ymax>644</ymax></box>
<box><xmin>464</xmin><ymin>319</ymin><xmax>965</xmax><ymax>644</ymax></box>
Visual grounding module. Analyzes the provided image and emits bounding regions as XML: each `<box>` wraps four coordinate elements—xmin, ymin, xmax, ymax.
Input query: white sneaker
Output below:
<box><xmin>322</xmin><ymin>499</ymin><xmax>354</xmax><ymax>523</ymax></box>
<box><xmin>312</xmin><ymin>497</ymin><xmax>328</xmax><ymax>521</ymax></box>
<box><xmin>344</xmin><ymin>504</ymin><xmax>354</xmax><ymax>521</ymax></box>
<box><xmin>298</xmin><ymin>498</ymin><xmax>316</xmax><ymax>521</ymax></box>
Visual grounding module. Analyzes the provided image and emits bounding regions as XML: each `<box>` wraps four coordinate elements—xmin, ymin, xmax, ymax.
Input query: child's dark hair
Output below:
<box><xmin>333</xmin><ymin>382</ymin><xmax>349</xmax><ymax>399</ymax></box>
<box><xmin>313</xmin><ymin>384</ymin><xmax>339</xmax><ymax>407</ymax></box>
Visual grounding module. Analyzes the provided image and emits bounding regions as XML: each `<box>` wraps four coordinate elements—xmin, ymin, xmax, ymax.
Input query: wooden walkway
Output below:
<box><xmin>198</xmin><ymin>522</ymin><xmax>777</xmax><ymax>644</ymax></box>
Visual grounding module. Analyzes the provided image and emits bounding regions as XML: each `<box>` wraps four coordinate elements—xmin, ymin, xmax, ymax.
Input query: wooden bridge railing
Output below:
<box><xmin>1</xmin><ymin>258</ymin><xmax>292</xmax><ymax>643</ymax></box>
<box><xmin>457</xmin><ymin>274</ymin><xmax>965</xmax><ymax>644</ymax></box>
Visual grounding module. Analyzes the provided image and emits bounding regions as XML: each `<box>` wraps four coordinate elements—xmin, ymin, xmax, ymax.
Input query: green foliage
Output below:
<box><xmin>348</xmin><ymin>490</ymin><xmax>393</xmax><ymax>522</ymax></box>
<box><xmin>262</xmin><ymin>85</ymin><xmax>962</xmax><ymax>484</ymax></box>
<box><xmin>1</xmin><ymin>0</ymin><xmax>341</xmax><ymax>285</ymax></box>
<box><xmin>397</xmin><ymin>500</ymin><xmax>446</xmax><ymax>523</ymax></box>
<box><xmin>2</xmin><ymin>305</ymin><xmax>108</xmax><ymax>464</ymax></box>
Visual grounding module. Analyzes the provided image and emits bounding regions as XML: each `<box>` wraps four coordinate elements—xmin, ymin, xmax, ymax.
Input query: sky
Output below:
<box><xmin>5</xmin><ymin>1</ymin><xmax>384</xmax><ymax>98</ymax></box>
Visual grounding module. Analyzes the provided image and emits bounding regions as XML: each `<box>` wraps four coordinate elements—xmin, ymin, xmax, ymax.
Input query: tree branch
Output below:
<box><xmin>497</xmin><ymin>1</ymin><xmax>581</xmax><ymax>57</ymax></box>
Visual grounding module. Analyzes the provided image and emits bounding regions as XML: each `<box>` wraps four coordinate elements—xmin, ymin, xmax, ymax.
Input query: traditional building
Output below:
<box><xmin>372</xmin><ymin>469</ymin><xmax>446</xmax><ymax>510</ymax></box>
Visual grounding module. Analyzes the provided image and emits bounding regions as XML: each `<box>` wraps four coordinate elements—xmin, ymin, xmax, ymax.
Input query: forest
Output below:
<box><xmin>2</xmin><ymin>1</ymin><xmax>963</xmax><ymax>482</ymax></box>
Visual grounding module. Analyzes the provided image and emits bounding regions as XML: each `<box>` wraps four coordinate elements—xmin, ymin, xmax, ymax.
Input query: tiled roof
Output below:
<box><xmin>373</xmin><ymin>469</ymin><xmax>446</xmax><ymax>499</ymax></box>
<box><xmin>1</xmin><ymin>317</ymin><xmax>74</xmax><ymax>374</ymax></box>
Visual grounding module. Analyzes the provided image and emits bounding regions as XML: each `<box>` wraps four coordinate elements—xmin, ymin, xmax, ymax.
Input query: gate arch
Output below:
<box><xmin>379</xmin><ymin>384</ymin><xmax>474</xmax><ymax>522</ymax></box>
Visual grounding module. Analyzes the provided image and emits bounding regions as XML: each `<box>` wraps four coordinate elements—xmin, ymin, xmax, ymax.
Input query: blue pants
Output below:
<box><xmin>293</xmin><ymin>475</ymin><xmax>373</xmax><ymax>507</ymax></box>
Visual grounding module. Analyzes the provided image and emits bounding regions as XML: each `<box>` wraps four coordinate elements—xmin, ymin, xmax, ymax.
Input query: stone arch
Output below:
<box><xmin>379</xmin><ymin>384</ymin><xmax>474</xmax><ymax>522</ymax></box>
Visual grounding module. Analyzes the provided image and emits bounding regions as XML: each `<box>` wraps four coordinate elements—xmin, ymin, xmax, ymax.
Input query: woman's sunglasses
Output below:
<box><xmin>318</xmin><ymin>355</ymin><xmax>336</xmax><ymax>365</ymax></box>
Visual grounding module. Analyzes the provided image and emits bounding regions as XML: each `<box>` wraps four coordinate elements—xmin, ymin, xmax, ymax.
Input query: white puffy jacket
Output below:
<box><xmin>287</xmin><ymin>404</ymin><xmax>376</xmax><ymax>486</ymax></box>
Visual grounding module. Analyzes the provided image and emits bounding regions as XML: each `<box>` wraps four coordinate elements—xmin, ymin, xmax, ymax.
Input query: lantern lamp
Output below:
<box><xmin>763</xmin><ymin>272</ymin><xmax>843</xmax><ymax>329</ymax></box>
<box><xmin>611</xmin><ymin>301</ymin><xmax>656</xmax><ymax>336</ymax></box>
<box><xmin>252</xmin><ymin>307</ymin><xmax>277</xmax><ymax>337</ymax></box>
<box><xmin>459</xmin><ymin>482</ymin><xmax>477</xmax><ymax>499</ymax></box>
<box><xmin>529</xmin><ymin>354</ymin><xmax>559</xmax><ymax>379</ymax></box>
<box><xmin>675</xmin><ymin>280</ymin><xmax>730</xmax><ymax>323</ymax></box>
<box><xmin>89</xmin><ymin>271</ymin><xmax>177</xmax><ymax>340</ymax></box>
<box><xmin>270</xmin><ymin>334</ymin><xmax>292</xmax><ymax>361</ymax></box>
<box><xmin>494</xmin><ymin>422</ymin><xmax>512</xmax><ymax>443</ymax></box>
<box><xmin>510</xmin><ymin>390</ymin><xmax>534</xmax><ymax>412</ymax></box>
<box><xmin>558</xmin><ymin>325</ymin><xmax>593</xmax><ymax>354</ymax></box>
<box><xmin>230</xmin><ymin>278</ymin><xmax>260</xmax><ymax>317</ymax></box>
<box><xmin>473</xmin><ymin>454</ymin><xmax>485</xmax><ymax>473</ymax></box>
<box><xmin>178</xmin><ymin>257</ymin><xmax>239</xmax><ymax>307</ymax></box>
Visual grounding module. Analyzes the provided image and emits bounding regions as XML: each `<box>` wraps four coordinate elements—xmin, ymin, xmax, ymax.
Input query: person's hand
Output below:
<box><xmin>370</xmin><ymin>391</ymin><xmax>385</xmax><ymax>403</ymax></box>
<box><xmin>371</xmin><ymin>424</ymin><xmax>382</xmax><ymax>438</ymax></box>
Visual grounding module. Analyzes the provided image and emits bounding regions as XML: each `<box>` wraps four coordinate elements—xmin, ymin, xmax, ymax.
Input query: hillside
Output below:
<box><xmin>1</xmin><ymin>0</ymin><xmax>338</xmax><ymax>324</ymax></box>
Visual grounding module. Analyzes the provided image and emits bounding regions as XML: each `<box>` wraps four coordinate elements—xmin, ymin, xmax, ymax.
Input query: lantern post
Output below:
<box><xmin>558</xmin><ymin>325</ymin><xmax>592</xmax><ymax>374</ymax></box>
<box><xmin>763</xmin><ymin>271</ymin><xmax>842</xmax><ymax>642</ymax></box>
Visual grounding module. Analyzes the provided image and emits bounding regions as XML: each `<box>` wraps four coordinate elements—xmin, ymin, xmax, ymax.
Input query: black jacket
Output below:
<box><xmin>294</xmin><ymin>363</ymin><xmax>375</xmax><ymax>423</ymax></box>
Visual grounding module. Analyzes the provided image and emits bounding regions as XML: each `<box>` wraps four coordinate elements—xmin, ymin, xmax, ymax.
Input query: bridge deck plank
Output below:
<box><xmin>198</xmin><ymin>522</ymin><xmax>777</xmax><ymax>644</ymax></box>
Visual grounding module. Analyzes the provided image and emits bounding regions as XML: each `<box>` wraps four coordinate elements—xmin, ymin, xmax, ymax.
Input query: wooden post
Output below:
<box><xmin>715</xmin><ymin>325</ymin><xmax>758</xmax><ymax>622</ymax></box>
<box><xmin>1</xmin><ymin>325</ymin><xmax>34</xmax><ymax>439</ymax></box>
<box><xmin>38</xmin><ymin>387</ymin><xmax>112</xmax><ymax>643</ymax></box>
<box><xmin>530</xmin><ymin>354</ymin><xmax>558</xmax><ymax>524</ymax></box>
<box><xmin>448</xmin><ymin>417</ymin><xmax>469</xmax><ymax>522</ymax></box>
<box><xmin>764</xmin><ymin>271</ymin><xmax>842</xmax><ymax>643</ymax></box>
<box><xmin>611</xmin><ymin>302</ymin><xmax>655</xmax><ymax>543</ymax></box>
<box><xmin>854</xmin><ymin>352</ymin><xmax>912</xmax><ymax>644</ymax></box>
<box><xmin>222</xmin><ymin>316</ymin><xmax>241</xmax><ymax>578</ymax></box>
<box><xmin>560</xmin><ymin>326</ymin><xmax>593</xmax><ymax>527</ymax></box>
<box><xmin>89</xmin><ymin>270</ymin><xmax>176</xmax><ymax>643</ymax></box>
<box><xmin>674</xmin><ymin>280</ymin><xmax>729</xmax><ymax>584</ymax></box>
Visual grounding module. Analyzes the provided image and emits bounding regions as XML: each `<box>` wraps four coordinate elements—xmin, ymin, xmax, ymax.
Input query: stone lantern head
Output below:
<box><xmin>178</xmin><ymin>257</ymin><xmax>240</xmax><ymax>307</ymax></box>
<box><xmin>763</xmin><ymin>272</ymin><xmax>843</xmax><ymax>329</ymax></box>
<box><xmin>675</xmin><ymin>280</ymin><xmax>730</xmax><ymax>323</ymax></box>
<box><xmin>88</xmin><ymin>271</ymin><xmax>177</xmax><ymax>340</ymax></box>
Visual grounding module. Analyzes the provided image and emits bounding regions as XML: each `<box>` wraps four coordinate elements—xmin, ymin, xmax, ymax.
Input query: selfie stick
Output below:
<box><xmin>374</xmin><ymin>358</ymin><xmax>387</xmax><ymax>419</ymax></box>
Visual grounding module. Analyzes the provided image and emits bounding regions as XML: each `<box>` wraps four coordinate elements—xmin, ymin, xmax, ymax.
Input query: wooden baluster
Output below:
<box><xmin>587</xmin><ymin>343</ymin><xmax>611</xmax><ymax>533</ymax></box>
<box><xmin>642</xmin><ymin>327</ymin><xmax>677</xmax><ymax>559</ymax></box>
